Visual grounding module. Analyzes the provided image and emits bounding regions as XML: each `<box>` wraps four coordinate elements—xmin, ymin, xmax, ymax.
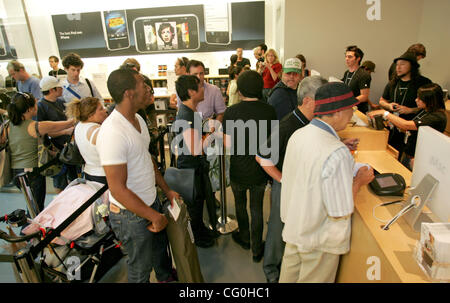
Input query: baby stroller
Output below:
<box><xmin>1</xmin><ymin>177</ymin><xmax>123</xmax><ymax>283</ymax></box>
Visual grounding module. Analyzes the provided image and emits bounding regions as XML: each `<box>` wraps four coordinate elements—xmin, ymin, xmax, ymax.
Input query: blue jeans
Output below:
<box><xmin>230</xmin><ymin>180</ymin><xmax>266</xmax><ymax>256</ymax></box>
<box><xmin>263</xmin><ymin>180</ymin><xmax>285</xmax><ymax>282</ymax></box>
<box><xmin>109</xmin><ymin>197</ymin><xmax>172</xmax><ymax>283</ymax></box>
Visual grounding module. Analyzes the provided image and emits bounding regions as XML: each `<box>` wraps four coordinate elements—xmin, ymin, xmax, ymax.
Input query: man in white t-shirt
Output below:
<box><xmin>97</xmin><ymin>68</ymin><xmax>179</xmax><ymax>283</ymax></box>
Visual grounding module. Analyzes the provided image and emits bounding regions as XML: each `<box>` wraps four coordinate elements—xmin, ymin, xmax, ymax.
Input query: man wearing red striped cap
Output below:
<box><xmin>279</xmin><ymin>82</ymin><xmax>374</xmax><ymax>283</ymax></box>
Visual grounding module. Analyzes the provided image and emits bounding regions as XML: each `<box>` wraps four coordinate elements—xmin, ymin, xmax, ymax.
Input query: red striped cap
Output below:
<box><xmin>314</xmin><ymin>82</ymin><xmax>359</xmax><ymax>115</ymax></box>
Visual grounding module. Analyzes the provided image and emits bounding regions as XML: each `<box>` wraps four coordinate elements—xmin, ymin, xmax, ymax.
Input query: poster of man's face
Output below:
<box><xmin>156</xmin><ymin>22</ymin><xmax>178</xmax><ymax>50</ymax></box>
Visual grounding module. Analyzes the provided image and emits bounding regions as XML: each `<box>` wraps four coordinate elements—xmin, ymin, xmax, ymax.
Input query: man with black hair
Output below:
<box><xmin>341</xmin><ymin>45</ymin><xmax>372</xmax><ymax>113</ymax></box>
<box><xmin>37</xmin><ymin>76</ymin><xmax>77</xmax><ymax>193</ymax></box>
<box><xmin>97</xmin><ymin>68</ymin><xmax>179</xmax><ymax>283</ymax></box>
<box><xmin>176</xmin><ymin>59</ymin><xmax>226</xmax><ymax>122</ymax></box>
<box><xmin>378</xmin><ymin>52</ymin><xmax>431</xmax><ymax>157</ymax></box>
<box><xmin>388</xmin><ymin>43</ymin><xmax>426</xmax><ymax>81</ymax></box>
<box><xmin>61</xmin><ymin>53</ymin><xmax>103</xmax><ymax>103</ymax></box>
<box><xmin>173</xmin><ymin>74</ymin><xmax>218</xmax><ymax>248</ymax></box>
<box><xmin>223</xmin><ymin>70</ymin><xmax>277</xmax><ymax>263</ymax></box>
<box><xmin>7</xmin><ymin>60</ymin><xmax>42</xmax><ymax>100</ymax></box>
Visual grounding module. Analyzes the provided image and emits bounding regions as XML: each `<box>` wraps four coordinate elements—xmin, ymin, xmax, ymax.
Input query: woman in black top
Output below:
<box><xmin>369</xmin><ymin>83</ymin><xmax>447</xmax><ymax>170</ymax></box>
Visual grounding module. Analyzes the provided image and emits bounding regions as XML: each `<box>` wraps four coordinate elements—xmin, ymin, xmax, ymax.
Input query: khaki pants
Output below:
<box><xmin>279</xmin><ymin>242</ymin><xmax>340</xmax><ymax>283</ymax></box>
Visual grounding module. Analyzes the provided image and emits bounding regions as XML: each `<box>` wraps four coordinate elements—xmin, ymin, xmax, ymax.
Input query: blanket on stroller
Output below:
<box><xmin>22</xmin><ymin>179</ymin><xmax>109</xmax><ymax>245</ymax></box>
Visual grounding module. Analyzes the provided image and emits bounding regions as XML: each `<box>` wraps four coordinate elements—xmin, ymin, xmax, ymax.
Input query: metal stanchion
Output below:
<box><xmin>17</xmin><ymin>172</ymin><xmax>39</xmax><ymax>218</ymax></box>
<box><xmin>216</xmin><ymin>138</ymin><xmax>238</xmax><ymax>234</ymax></box>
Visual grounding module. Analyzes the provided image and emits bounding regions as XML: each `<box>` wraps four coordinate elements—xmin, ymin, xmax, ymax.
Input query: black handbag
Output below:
<box><xmin>59</xmin><ymin>125</ymin><xmax>85</xmax><ymax>166</ymax></box>
<box><xmin>35</xmin><ymin>122</ymin><xmax>63</xmax><ymax>177</ymax></box>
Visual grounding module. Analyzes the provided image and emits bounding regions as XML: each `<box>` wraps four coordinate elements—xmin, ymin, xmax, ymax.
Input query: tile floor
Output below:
<box><xmin>0</xmin><ymin>179</ymin><xmax>272</xmax><ymax>283</ymax></box>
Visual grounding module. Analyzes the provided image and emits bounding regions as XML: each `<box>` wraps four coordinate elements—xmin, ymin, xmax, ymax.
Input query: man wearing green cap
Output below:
<box><xmin>268</xmin><ymin>58</ymin><xmax>302</xmax><ymax>120</ymax></box>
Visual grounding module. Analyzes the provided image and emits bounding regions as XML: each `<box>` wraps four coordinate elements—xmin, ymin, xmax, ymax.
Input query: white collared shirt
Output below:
<box><xmin>62</xmin><ymin>77</ymin><xmax>103</xmax><ymax>103</ymax></box>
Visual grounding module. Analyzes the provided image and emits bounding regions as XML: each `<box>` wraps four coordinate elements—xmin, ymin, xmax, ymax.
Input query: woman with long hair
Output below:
<box><xmin>259</xmin><ymin>48</ymin><xmax>282</xmax><ymax>103</ymax></box>
<box><xmin>369</xmin><ymin>83</ymin><xmax>447</xmax><ymax>170</ymax></box>
<box><xmin>5</xmin><ymin>92</ymin><xmax>74</xmax><ymax>212</ymax></box>
<box><xmin>65</xmin><ymin>97</ymin><xmax>108</xmax><ymax>184</ymax></box>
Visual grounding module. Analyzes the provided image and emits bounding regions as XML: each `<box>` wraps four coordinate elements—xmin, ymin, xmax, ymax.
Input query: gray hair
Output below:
<box><xmin>297</xmin><ymin>75</ymin><xmax>328</xmax><ymax>106</ymax></box>
<box><xmin>7</xmin><ymin>60</ymin><xmax>25</xmax><ymax>72</ymax></box>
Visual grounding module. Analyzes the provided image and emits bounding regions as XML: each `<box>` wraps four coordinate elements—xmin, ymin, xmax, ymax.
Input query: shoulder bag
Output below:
<box><xmin>0</xmin><ymin>119</ymin><xmax>12</xmax><ymax>187</ymax></box>
<box><xmin>59</xmin><ymin>124</ymin><xmax>85</xmax><ymax>165</ymax></box>
<box><xmin>35</xmin><ymin>121</ymin><xmax>62</xmax><ymax>177</ymax></box>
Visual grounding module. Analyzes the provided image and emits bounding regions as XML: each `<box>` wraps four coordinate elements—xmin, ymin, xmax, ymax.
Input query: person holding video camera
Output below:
<box><xmin>259</xmin><ymin>48</ymin><xmax>282</xmax><ymax>103</ymax></box>
<box><xmin>378</xmin><ymin>52</ymin><xmax>431</xmax><ymax>159</ymax></box>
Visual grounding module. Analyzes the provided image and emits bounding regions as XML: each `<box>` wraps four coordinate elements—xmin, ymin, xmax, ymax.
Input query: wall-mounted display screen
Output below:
<box><xmin>134</xmin><ymin>14</ymin><xmax>199</xmax><ymax>53</ymax></box>
<box><xmin>51</xmin><ymin>2</ymin><xmax>264</xmax><ymax>58</ymax></box>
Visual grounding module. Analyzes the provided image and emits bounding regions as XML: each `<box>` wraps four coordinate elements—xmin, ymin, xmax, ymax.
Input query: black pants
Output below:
<box><xmin>388</xmin><ymin>127</ymin><xmax>406</xmax><ymax>161</ymax></box>
<box><xmin>231</xmin><ymin>180</ymin><xmax>266</xmax><ymax>256</ymax></box>
<box><xmin>178</xmin><ymin>158</ymin><xmax>217</xmax><ymax>234</ymax></box>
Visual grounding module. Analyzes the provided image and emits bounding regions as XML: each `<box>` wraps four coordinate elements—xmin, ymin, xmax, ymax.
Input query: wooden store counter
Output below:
<box><xmin>335</xmin><ymin>112</ymin><xmax>429</xmax><ymax>283</ymax></box>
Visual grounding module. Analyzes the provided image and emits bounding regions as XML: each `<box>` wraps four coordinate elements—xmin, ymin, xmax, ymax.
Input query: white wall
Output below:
<box><xmin>282</xmin><ymin>0</ymin><xmax>449</xmax><ymax>103</ymax></box>
<box><xmin>283</xmin><ymin>0</ymin><xmax>426</xmax><ymax>103</ymax></box>
<box><xmin>417</xmin><ymin>0</ymin><xmax>450</xmax><ymax>93</ymax></box>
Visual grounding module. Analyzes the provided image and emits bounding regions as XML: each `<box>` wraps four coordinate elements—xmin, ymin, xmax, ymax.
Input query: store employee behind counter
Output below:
<box><xmin>369</xmin><ymin>83</ymin><xmax>447</xmax><ymax>170</ymax></box>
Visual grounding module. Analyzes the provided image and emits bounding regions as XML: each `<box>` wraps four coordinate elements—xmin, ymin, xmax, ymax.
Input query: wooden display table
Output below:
<box><xmin>338</xmin><ymin>111</ymin><xmax>389</xmax><ymax>151</ymax></box>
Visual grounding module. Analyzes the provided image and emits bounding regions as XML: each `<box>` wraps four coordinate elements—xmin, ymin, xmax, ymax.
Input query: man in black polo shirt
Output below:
<box><xmin>256</xmin><ymin>76</ymin><xmax>327</xmax><ymax>283</ymax></box>
<box><xmin>223</xmin><ymin>70</ymin><xmax>277</xmax><ymax>263</ymax></box>
<box><xmin>173</xmin><ymin>75</ymin><xmax>218</xmax><ymax>248</ymax></box>
<box><xmin>341</xmin><ymin>45</ymin><xmax>372</xmax><ymax>114</ymax></box>
<box><xmin>378</xmin><ymin>52</ymin><xmax>431</xmax><ymax>158</ymax></box>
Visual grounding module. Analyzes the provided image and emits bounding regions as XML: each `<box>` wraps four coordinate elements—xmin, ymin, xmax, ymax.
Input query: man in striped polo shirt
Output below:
<box><xmin>279</xmin><ymin>82</ymin><xmax>374</xmax><ymax>283</ymax></box>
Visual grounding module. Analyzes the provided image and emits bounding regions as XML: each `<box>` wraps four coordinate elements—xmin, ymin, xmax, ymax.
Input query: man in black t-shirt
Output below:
<box><xmin>173</xmin><ymin>75</ymin><xmax>218</xmax><ymax>248</ymax></box>
<box><xmin>256</xmin><ymin>75</ymin><xmax>327</xmax><ymax>283</ymax></box>
<box><xmin>341</xmin><ymin>45</ymin><xmax>372</xmax><ymax>113</ymax></box>
<box><xmin>378</xmin><ymin>52</ymin><xmax>431</xmax><ymax>156</ymax></box>
<box><xmin>48</xmin><ymin>56</ymin><xmax>67</xmax><ymax>78</ymax></box>
<box><xmin>222</xmin><ymin>70</ymin><xmax>277</xmax><ymax>263</ymax></box>
<box><xmin>236</xmin><ymin>48</ymin><xmax>251</xmax><ymax>68</ymax></box>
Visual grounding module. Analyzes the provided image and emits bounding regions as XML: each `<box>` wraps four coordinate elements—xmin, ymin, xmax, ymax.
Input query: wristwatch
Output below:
<box><xmin>383</xmin><ymin>111</ymin><xmax>390</xmax><ymax>120</ymax></box>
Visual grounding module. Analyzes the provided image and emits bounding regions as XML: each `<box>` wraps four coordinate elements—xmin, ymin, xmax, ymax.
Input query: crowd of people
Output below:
<box><xmin>1</xmin><ymin>41</ymin><xmax>447</xmax><ymax>283</ymax></box>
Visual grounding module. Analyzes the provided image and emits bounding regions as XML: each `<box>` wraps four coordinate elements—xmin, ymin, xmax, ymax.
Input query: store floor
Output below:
<box><xmin>0</xmin><ymin>179</ymin><xmax>272</xmax><ymax>283</ymax></box>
